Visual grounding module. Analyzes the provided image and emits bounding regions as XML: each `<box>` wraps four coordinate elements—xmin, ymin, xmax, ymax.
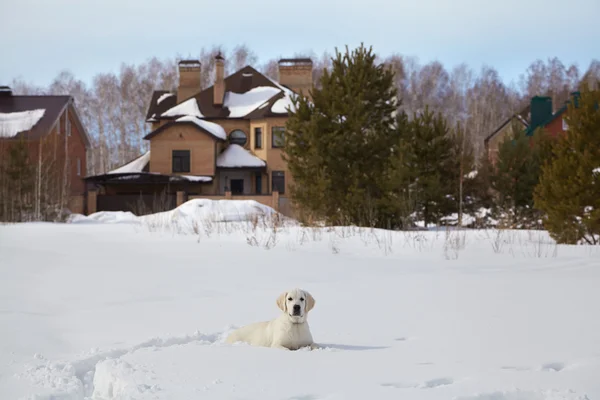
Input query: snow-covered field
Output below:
<box><xmin>1</xmin><ymin>200</ymin><xmax>599</xmax><ymax>400</ymax></box>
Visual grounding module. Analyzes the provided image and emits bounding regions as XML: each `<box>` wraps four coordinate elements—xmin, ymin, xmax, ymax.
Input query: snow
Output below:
<box><xmin>176</xmin><ymin>175</ymin><xmax>212</xmax><ymax>182</ymax></box>
<box><xmin>0</xmin><ymin>109</ymin><xmax>45</xmax><ymax>137</ymax></box>
<box><xmin>2</xmin><ymin>210</ymin><xmax>600</xmax><ymax>399</ymax></box>
<box><xmin>465</xmin><ymin>170</ymin><xmax>478</xmax><ymax>179</ymax></box>
<box><xmin>175</xmin><ymin>116</ymin><xmax>227</xmax><ymax>140</ymax></box>
<box><xmin>156</xmin><ymin>93</ymin><xmax>174</xmax><ymax>105</ymax></box>
<box><xmin>216</xmin><ymin>144</ymin><xmax>266</xmax><ymax>168</ymax></box>
<box><xmin>161</xmin><ymin>98</ymin><xmax>203</xmax><ymax>118</ymax></box>
<box><xmin>68</xmin><ymin>211</ymin><xmax>139</xmax><ymax>224</ymax></box>
<box><xmin>223</xmin><ymin>86</ymin><xmax>281</xmax><ymax>118</ymax></box>
<box><xmin>107</xmin><ymin>151</ymin><xmax>150</xmax><ymax>174</ymax></box>
<box><xmin>271</xmin><ymin>94</ymin><xmax>297</xmax><ymax>114</ymax></box>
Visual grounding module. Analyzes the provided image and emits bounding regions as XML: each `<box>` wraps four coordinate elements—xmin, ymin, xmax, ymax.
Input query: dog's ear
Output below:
<box><xmin>304</xmin><ymin>291</ymin><xmax>315</xmax><ymax>313</ymax></box>
<box><xmin>276</xmin><ymin>291</ymin><xmax>288</xmax><ymax>312</ymax></box>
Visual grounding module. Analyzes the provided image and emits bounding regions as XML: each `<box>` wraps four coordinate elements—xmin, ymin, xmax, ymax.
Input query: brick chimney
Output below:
<box><xmin>278</xmin><ymin>58</ymin><xmax>313</xmax><ymax>100</ymax></box>
<box><xmin>530</xmin><ymin>96</ymin><xmax>553</xmax><ymax>132</ymax></box>
<box><xmin>213</xmin><ymin>53</ymin><xmax>225</xmax><ymax>106</ymax></box>
<box><xmin>177</xmin><ymin>60</ymin><xmax>201</xmax><ymax>104</ymax></box>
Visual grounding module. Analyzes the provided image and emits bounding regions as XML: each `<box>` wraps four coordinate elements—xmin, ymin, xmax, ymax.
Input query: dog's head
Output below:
<box><xmin>276</xmin><ymin>288</ymin><xmax>315</xmax><ymax>324</ymax></box>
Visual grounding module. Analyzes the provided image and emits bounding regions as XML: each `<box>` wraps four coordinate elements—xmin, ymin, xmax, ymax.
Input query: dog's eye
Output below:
<box><xmin>287</xmin><ymin>297</ymin><xmax>293</xmax><ymax>301</ymax></box>
<box><xmin>300</xmin><ymin>298</ymin><xmax>305</xmax><ymax>301</ymax></box>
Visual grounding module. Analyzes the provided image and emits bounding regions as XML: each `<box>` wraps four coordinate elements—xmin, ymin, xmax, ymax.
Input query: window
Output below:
<box><xmin>76</xmin><ymin>158</ymin><xmax>81</xmax><ymax>176</ymax></box>
<box><xmin>67</xmin><ymin>117</ymin><xmax>71</xmax><ymax>137</ymax></box>
<box><xmin>254</xmin><ymin>127</ymin><xmax>262</xmax><ymax>149</ymax></box>
<box><xmin>272</xmin><ymin>126</ymin><xmax>285</xmax><ymax>148</ymax></box>
<box><xmin>272</xmin><ymin>170</ymin><xmax>285</xmax><ymax>194</ymax></box>
<box><xmin>172</xmin><ymin>150</ymin><xmax>190</xmax><ymax>173</ymax></box>
<box><xmin>229</xmin><ymin>129</ymin><xmax>247</xmax><ymax>146</ymax></box>
<box><xmin>562</xmin><ymin>118</ymin><xmax>568</xmax><ymax>131</ymax></box>
<box><xmin>255</xmin><ymin>173</ymin><xmax>262</xmax><ymax>194</ymax></box>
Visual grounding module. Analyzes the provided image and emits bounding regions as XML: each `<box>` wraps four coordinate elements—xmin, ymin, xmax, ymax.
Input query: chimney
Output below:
<box><xmin>0</xmin><ymin>86</ymin><xmax>13</xmax><ymax>97</ymax></box>
<box><xmin>177</xmin><ymin>60</ymin><xmax>201</xmax><ymax>104</ymax></box>
<box><xmin>530</xmin><ymin>96</ymin><xmax>553</xmax><ymax>132</ymax></box>
<box><xmin>213</xmin><ymin>53</ymin><xmax>225</xmax><ymax>106</ymax></box>
<box><xmin>278</xmin><ymin>58</ymin><xmax>313</xmax><ymax>100</ymax></box>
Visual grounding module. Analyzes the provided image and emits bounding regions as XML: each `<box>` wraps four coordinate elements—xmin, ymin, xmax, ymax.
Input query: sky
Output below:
<box><xmin>1</xmin><ymin>0</ymin><xmax>598</xmax><ymax>89</ymax></box>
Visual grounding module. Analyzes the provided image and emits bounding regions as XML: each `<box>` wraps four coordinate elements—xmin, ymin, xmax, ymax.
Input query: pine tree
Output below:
<box><xmin>282</xmin><ymin>44</ymin><xmax>400</xmax><ymax>226</ymax></box>
<box><xmin>402</xmin><ymin>106</ymin><xmax>456</xmax><ymax>226</ymax></box>
<box><xmin>490</xmin><ymin>120</ymin><xmax>544</xmax><ymax>228</ymax></box>
<box><xmin>534</xmin><ymin>86</ymin><xmax>600</xmax><ymax>244</ymax></box>
<box><xmin>449</xmin><ymin>122</ymin><xmax>477</xmax><ymax>226</ymax></box>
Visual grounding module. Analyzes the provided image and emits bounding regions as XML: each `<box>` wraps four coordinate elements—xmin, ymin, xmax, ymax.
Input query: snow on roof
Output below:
<box><xmin>0</xmin><ymin>109</ymin><xmax>45</xmax><ymax>138</ymax></box>
<box><xmin>161</xmin><ymin>98</ymin><xmax>203</xmax><ymax>118</ymax></box>
<box><xmin>108</xmin><ymin>151</ymin><xmax>150</xmax><ymax>174</ymax></box>
<box><xmin>223</xmin><ymin>86</ymin><xmax>281</xmax><ymax>118</ymax></box>
<box><xmin>217</xmin><ymin>144</ymin><xmax>266</xmax><ymax>168</ymax></box>
<box><xmin>176</xmin><ymin>175</ymin><xmax>212</xmax><ymax>182</ymax></box>
<box><xmin>157</xmin><ymin>93</ymin><xmax>174</xmax><ymax>105</ymax></box>
<box><xmin>271</xmin><ymin>95</ymin><xmax>297</xmax><ymax>114</ymax></box>
<box><xmin>175</xmin><ymin>116</ymin><xmax>226</xmax><ymax>140</ymax></box>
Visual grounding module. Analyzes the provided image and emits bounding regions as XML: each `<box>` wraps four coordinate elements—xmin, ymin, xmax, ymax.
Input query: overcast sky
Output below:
<box><xmin>1</xmin><ymin>0</ymin><xmax>598</xmax><ymax>88</ymax></box>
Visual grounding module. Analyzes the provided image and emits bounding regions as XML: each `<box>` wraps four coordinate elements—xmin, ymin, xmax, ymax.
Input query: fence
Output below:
<box><xmin>97</xmin><ymin>193</ymin><xmax>176</xmax><ymax>215</ymax></box>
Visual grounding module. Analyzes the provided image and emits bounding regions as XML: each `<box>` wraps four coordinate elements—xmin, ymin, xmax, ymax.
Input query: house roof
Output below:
<box><xmin>143</xmin><ymin>116</ymin><xmax>227</xmax><ymax>141</ymax></box>
<box><xmin>484</xmin><ymin>105</ymin><xmax>530</xmax><ymax>143</ymax></box>
<box><xmin>145</xmin><ymin>66</ymin><xmax>297</xmax><ymax>122</ymax></box>
<box><xmin>107</xmin><ymin>151</ymin><xmax>151</xmax><ymax>174</ymax></box>
<box><xmin>145</xmin><ymin>90</ymin><xmax>177</xmax><ymax>121</ymax></box>
<box><xmin>0</xmin><ymin>92</ymin><xmax>92</xmax><ymax>148</ymax></box>
<box><xmin>216</xmin><ymin>144</ymin><xmax>266</xmax><ymax>169</ymax></box>
<box><xmin>87</xmin><ymin>151</ymin><xmax>212</xmax><ymax>183</ymax></box>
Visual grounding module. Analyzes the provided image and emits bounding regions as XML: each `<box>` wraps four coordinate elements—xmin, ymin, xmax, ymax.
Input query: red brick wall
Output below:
<box><xmin>544</xmin><ymin>113</ymin><xmax>567</xmax><ymax>138</ymax></box>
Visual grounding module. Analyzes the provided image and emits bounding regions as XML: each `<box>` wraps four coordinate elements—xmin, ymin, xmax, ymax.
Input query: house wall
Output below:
<box><xmin>265</xmin><ymin>117</ymin><xmax>292</xmax><ymax>195</ymax></box>
<box><xmin>544</xmin><ymin>113</ymin><xmax>567</xmax><ymax>138</ymax></box>
<box><xmin>218</xmin><ymin>170</ymin><xmax>253</xmax><ymax>194</ymax></box>
<box><xmin>149</xmin><ymin>124</ymin><xmax>217</xmax><ymax>176</ymax></box>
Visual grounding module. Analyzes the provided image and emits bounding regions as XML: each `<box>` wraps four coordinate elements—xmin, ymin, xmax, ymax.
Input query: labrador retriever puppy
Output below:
<box><xmin>225</xmin><ymin>288</ymin><xmax>317</xmax><ymax>350</ymax></box>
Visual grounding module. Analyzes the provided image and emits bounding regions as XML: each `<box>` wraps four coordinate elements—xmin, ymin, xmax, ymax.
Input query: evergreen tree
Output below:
<box><xmin>490</xmin><ymin>120</ymin><xmax>545</xmax><ymax>227</ymax></box>
<box><xmin>402</xmin><ymin>106</ymin><xmax>456</xmax><ymax>226</ymax></box>
<box><xmin>449</xmin><ymin>122</ymin><xmax>477</xmax><ymax>225</ymax></box>
<box><xmin>534</xmin><ymin>86</ymin><xmax>600</xmax><ymax>244</ymax></box>
<box><xmin>282</xmin><ymin>44</ymin><xmax>400</xmax><ymax>227</ymax></box>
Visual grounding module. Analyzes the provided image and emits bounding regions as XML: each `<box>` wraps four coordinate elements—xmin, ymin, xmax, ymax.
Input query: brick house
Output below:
<box><xmin>85</xmin><ymin>56</ymin><xmax>313</xmax><ymax>215</ymax></box>
<box><xmin>0</xmin><ymin>86</ymin><xmax>91</xmax><ymax>217</ymax></box>
<box><xmin>484</xmin><ymin>92</ymin><xmax>580</xmax><ymax>164</ymax></box>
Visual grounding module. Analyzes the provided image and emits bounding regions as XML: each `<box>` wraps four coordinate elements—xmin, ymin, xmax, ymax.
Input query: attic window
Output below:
<box><xmin>242</xmin><ymin>73</ymin><xmax>253</xmax><ymax>77</ymax></box>
<box><xmin>229</xmin><ymin>129</ymin><xmax>247</xmax><ymax>146</ymax></box>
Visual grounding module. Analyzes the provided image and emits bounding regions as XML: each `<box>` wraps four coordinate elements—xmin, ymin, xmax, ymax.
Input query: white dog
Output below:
<box><xmin>225</xmin><ymin>288</ymin><xmax>318</xmax><ymax>351</ymax></box>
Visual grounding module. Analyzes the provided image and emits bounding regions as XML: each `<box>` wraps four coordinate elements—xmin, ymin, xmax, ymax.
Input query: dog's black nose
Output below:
<box><xmin>293</xmin><ymin>304</ymin><xmax>301</xmax><ymax>314</ymax></box>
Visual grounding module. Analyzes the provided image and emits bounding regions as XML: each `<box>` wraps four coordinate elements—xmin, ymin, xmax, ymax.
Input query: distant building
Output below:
<box><xmin>85</xmin><ymin>55</ymin><xmax>314</xmax><ymax>216</ymax></box>
<box><xmin>0</xmin><ymin>86</ymin><xmax>91</xmax><ymax>217</ymax></box>
<box><xmin>484</xmin><ymin>92</ymin><xmax>580</xmax><ymax>164</ymax></box>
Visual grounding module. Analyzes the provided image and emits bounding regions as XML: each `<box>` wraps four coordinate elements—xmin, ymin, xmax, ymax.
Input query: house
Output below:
<box><xmin>483</xmin><ymin>104</ymin><xmax>530</xmax><ymax>164</ymax></box>
<box><xmin>85</xmin><ymin>55</ymin><xmax>313</xmax><ymax>216</ymax></box>
<box><xmin>484</xmin><ymin>92</ymin><xmax>580</xmax><ymax>164</ymax></box>
<box><xmin>0</xmin><ymin>86</ymin><xmax>91</xmax><ymax>218</ymax></box>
